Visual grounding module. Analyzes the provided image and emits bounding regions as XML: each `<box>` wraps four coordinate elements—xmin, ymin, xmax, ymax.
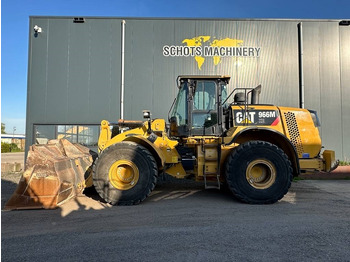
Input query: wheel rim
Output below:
<box><xmin>246</xmin><ymin>159</ymin><xmax>276</xmax><ymax>189</ymax></box>
<box><xmin>109</xmin><ymin>160</ymin><xmax>139</xmax><ymax>190</ymax></box>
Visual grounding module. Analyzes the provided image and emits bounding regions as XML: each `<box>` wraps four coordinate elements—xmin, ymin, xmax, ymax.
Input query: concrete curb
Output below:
<box><xmin>300</xmin><ymin>166</ymin><xmax>350</xmax><ymax>180</ymax></box>
<box><xmin>1</xmin><ymin>162</ymin><xmax>23</xmax><ymax>173</ymax></box>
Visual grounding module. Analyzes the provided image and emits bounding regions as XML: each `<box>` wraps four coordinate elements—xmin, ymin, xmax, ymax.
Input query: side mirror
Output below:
<box><xmin>188</xmin><ymin>81</ymin><xmax>196</xmax><ymax>100</ymax></box>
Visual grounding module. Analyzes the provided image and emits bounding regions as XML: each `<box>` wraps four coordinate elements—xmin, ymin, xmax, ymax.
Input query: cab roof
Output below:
<box><xmin>178</xmin><ymin>75</ymin><xmax>231</xmax><ymax>82</ymax></box>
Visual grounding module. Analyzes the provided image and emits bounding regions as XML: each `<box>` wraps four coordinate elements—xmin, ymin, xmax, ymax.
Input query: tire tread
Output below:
<box><xmin>225</xmin><ymin>140</ymin><xmax>293</xmax><ymax>204</ymax></box>
<box><xmin>92</xmin><ymin>141</ymin><xmax>158</xmax><ymax>206</ymax></box>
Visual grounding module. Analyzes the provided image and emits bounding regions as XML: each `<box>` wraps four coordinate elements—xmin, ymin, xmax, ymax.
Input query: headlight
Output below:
<box><xmin>308</xmin><ymin>110</ymin><xmax>321</xmax><ymax>127</ymax></box>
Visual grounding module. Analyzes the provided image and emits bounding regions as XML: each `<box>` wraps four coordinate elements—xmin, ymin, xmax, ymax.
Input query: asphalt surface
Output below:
<box><xmin>1</xmin><ymin>173</ymin><xmax>350</xmax><ymax>262</ymax></box>
<box><xmin>1</xmin><ymin>152</ymin><xmax>25</xmax><ymax>167</ymax></box>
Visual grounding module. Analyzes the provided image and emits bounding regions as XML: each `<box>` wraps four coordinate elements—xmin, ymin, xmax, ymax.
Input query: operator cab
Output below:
<box><xmin>169</xmin><ymin>75</ymin><xmax>230</xmax><ymax>137</ymax></box>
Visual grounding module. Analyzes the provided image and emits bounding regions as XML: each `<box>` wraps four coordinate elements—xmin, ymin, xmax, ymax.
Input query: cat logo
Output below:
<box><xmin>234</xmin><ymin>110</ymin><xmax>280</xmax><ymax>126</ymax></box>
<box><xmin>236</xmin><ymin>111</ymin><xmax>256</xmax><ymax>124</ymax></box>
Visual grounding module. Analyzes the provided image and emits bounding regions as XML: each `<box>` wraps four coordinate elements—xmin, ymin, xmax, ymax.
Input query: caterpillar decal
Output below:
<box><xmin>234</xmin><ymin>110</ymin><xmax>280</xmax><ymax>126</ymax></box>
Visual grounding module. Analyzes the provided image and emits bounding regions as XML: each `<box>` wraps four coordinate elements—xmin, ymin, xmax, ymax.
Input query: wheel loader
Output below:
<box><xmin>92</xmin><ymin>75</ymin><xmax>338</xmax><ymax>205</ymax></box>
<box><xmin>5</xmin><ymin>75</ymin><xmax>338</xmax><ymax>210</ymax></box>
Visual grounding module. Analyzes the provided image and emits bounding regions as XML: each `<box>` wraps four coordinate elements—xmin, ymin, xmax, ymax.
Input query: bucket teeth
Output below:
<box><xmin>4</xmin><ymin>139</ymin><xmax>94</xmax><ymax>210</ymax></box>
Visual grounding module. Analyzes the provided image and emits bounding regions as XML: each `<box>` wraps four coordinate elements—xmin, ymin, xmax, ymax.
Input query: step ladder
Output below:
<box><xmin>202</xmin><ymin>140</ymin><xmax>221</xmax><ymax>190</ymax></box>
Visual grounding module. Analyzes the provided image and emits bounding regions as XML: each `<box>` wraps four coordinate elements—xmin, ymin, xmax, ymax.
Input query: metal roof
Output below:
<box><xmin>29</xmin><ymin>16</ymin><xmax>349</xmax><ymax>23</ymax></box>
<box><xmin>178</xmin><ymin>75</ymin><xmax>231</xmax><ymax>80</ymax></box>
<box><xmin>1</xmin><ymin>134</ymin><xmax>26</xmax><ymax>139</ymax></box>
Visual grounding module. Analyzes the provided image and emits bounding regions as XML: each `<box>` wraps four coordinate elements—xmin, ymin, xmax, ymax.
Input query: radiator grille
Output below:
<box><xmin>284</xmin><ymin>112</ymin><xmax>304</xmax><ymax>156</ymax></box>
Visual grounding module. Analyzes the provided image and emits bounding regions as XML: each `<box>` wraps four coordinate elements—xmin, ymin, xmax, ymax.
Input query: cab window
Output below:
<box><xmin>193</xmin><ymin>81</ymin><xmax>216</xmax><ymax>111</ymax></box>
<box><xmin>192</xmin><ymin>81</ymin><xmax>217</xmax><ymax>129</ymax></box>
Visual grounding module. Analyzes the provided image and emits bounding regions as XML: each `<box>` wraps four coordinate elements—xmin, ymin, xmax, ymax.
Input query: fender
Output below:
<box><xmin>123</xmin><ymin>135</ymin><xmax>166</xmax><ymax>168</ymax></box>
<box><xmin>226</xmin><ymin>127</ymin><xmax>300</xmax><ymax>176</ymax></box>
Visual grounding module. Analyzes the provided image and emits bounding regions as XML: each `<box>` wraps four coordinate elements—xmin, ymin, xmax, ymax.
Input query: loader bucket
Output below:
<box><xmin>4</xmin><ymin>139</ymin><xmax>94</xmax><ymax>210</ymax></box>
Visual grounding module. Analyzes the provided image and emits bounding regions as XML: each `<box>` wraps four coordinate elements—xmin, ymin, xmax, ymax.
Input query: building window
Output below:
<box><xmin>57</xmin><ymin>125</ymin><xmax>78</xmax><ymax>143</ymax></box>
<box><xmin>57</xmin><ymin>125</ymin><xmax>99</xmax><ymax>147</ymax></box>
<box><xmin>34</xmin><ymin>125</ymin><xmax>56</xmax><ymax>144</ymax></box>
<box><xmin>34</xmin><ymin>124</ymin><xmax>100</xmax><ymax>150</ymax></box>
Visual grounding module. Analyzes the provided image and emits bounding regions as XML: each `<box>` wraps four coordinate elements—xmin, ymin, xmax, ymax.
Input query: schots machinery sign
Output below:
<box><xmin>163</xmin><ymin>36</ymin><xmax>261</xmax><ymax>70</ymax></box>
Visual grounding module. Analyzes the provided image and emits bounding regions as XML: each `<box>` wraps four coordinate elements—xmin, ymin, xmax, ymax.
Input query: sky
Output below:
<box><xmin>1</xmin><ymin>0</ymin><xmax>349</xmax><ymax>134</ymax></box>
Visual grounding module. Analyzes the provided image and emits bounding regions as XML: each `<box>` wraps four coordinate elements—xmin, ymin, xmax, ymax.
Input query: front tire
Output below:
<box><xmin>93</xmin><ymin>141</ymin><xmax>158</xmax><ymax>205</ymax></box>
<box><xmin>225</xmin><ymin>141</ymin><xmax>293</xmax><ymax>204</ymax></box>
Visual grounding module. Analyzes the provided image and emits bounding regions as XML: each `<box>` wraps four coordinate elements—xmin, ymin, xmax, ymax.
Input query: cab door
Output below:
<box><xmin>190</xmin><ymin>80</ymin><xmax>220</xmax><ymax>136</ymax></box>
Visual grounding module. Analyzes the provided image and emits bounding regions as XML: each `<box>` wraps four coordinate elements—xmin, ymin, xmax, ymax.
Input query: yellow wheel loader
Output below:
<box><xmin>93</xmin><ymin>75</ymin><xmax>338</xmax><ymax>205</ymax></box>
<box><xmin>5</xmin><ymin>75</ymin><xmax>338</xmax><ymax>210</ymax></box>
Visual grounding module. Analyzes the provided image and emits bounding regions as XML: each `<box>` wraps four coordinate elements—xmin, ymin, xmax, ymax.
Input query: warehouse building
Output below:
<box><xmin>1</xmin><ymin>134</ymin><xmax>26</xmax><ymax>151</ymax></box>
<box><xmin>26</xmin><ymin>17</ymin><xmax>349</xmax><ymax>159</ymax></box>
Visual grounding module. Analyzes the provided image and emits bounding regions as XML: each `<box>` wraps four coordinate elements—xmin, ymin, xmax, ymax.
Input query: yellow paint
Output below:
<box><xmin>182</xmin><ymin>36</ymin><xmax>211</xmax><ymax>46</ymax></box>
<box><xmin>84</xmin><ymin>168</ymin><xmax>93</xmax><ymax>187</ymax></box>
<box><xmin>323</xmin><ymin>150</ymin><xmax>336</xmax><ymax>172</ymax></box>
<box><xmin>245</xmin><ymin>159</ymin><xmax>276</xmax><ymax>189</ymax></box>
<box><xmin>182</xmin><ymin>36</ymin><xmax>244</xmax><ymax>69</ymax></box>
<box><xmin>182</xmin><ymin>36</ymin><xmax>210</xmax><ymax>70</ymax></box>
<box><xmin>108</xmin><ymin>160</ymin><xmax>139</xmax><ymax>190</ymax></box>
<box><xmin>211</xmin><ymin>38</ymin><xmax>243</xmax><ymax>65</ymax></box>
<box><xmin>279</xmin><ymin>107</ymin><xmax>322</xmax><ymax>158</ymax></box>
<box><xmin>100</xmin><ymin>119</ymin><xmax>180</xmax><ymax>169</ymax></box>
<box><xmin>243</xmin><ymin>118</ymin><xmax>252</xmax><ymax>124</ymax></box>
<box><xmin>222</xmin><ymin>105</ymin><xmax>286</xmax><ymax>145</ymax></box>
<box><xmin>165</xmin><ymin>163</ymin><xmax>187</xmax><ymax>179</ymax></box>
<box><xmin>153</xmin><ymin>134</ymin><xmax>180</xmax><ymax>164</ymax></box>
<box><xmin>195</xmin><ymin>56</ymin><xmax>205</xmax><ymax>69</ymax></box>
<box><xmin>211</xmin><ymin>38</ymin><xmax>244</xmax><ymax>47</ymax></box>
<box><xmin>97</xmin><ymin>103</ymin><xmax>330</xmax><ymax>182</ymax></box>
<box><xmin>221</xmin><ymin>105</ymin><xmax>323</xmax><ymax>159</ymax></box>
<box><xmin>299</xmin><ymin>158</ymin><xmax>323</xmax><ymax>171</ymax></box>
<box><xmin>98</xmin><ymin>120</ymin><xmax>112</xmax><ymax>152</ymax></box>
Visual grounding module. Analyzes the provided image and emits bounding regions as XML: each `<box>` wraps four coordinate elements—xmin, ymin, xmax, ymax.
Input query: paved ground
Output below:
<box><xmin>1</xmin><ymin>172</ymin><xmax>350</xmax><ymax>262</ymax></box>
<box><xmin>1</xmin><ymin>152</ymin><xmax>25</xmax><ymax>167</ymax></box>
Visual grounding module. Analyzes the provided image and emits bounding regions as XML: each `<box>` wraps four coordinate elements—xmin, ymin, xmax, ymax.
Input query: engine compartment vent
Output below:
<box><xmin>284</xmin><ymin>112</ymin><xmax>304</xmax><ymax>157</ymax></box>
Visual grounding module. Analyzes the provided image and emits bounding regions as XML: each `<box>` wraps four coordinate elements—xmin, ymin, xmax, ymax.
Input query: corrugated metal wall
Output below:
<box><xmin>303</xmin><ymin>22</ymin><xmax>350</xmax><ymax>160</ymax></box>
<box><xmin>26</xmin><ymin>17</ymin><xmax>349</xmax><ymax>159</ymax></box>
<box><xmin>340</xmin><ymin>25</ymin><xmax>350</xmax><ymax>161</ymax></box>
<box><xmin>27</xmin><ymin>18</ymin><xmax>122</xmax><ymax>123</ymax></box>
<box><xmin>123</xmin><ymin>20</ymin><xmax>299</xmax><ymax>121</ymax></box>
<box><xmin>26</xmin><ymin>18</ymin><xmax>123</xmax><ymax>147</ymax></box>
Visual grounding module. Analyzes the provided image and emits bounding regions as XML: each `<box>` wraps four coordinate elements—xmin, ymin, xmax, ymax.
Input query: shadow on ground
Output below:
<box><xmin>1</xmin><ymin>172</ymin><xmax>236</xmax><ymax>217</ymax></box>
<box><xmin>1</xmin><ymin>178</ymin><xmax>20</xmax><ymax>210</ymax></box>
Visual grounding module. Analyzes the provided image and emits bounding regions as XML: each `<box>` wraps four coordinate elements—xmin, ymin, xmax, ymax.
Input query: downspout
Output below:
<box><xmin>120</xmin><ymin>20</ymin><xmax>126</xmax><ymax>119</ymax></box>
<box><xmin>298</xmin><ymin>22</ymin><xmax>305</xmax><ymax>109</ymax></box>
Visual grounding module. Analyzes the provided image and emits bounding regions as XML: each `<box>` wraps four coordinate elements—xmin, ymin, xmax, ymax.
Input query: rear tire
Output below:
<box><xmin>225</xmin><ymin>141</ymin><xmax>292</xmax><ymax>204</ymax></box>
<box><xmin>93</xmin><ymin>141</ymin><xmax>158</xmax><ymax>205</ymax></box>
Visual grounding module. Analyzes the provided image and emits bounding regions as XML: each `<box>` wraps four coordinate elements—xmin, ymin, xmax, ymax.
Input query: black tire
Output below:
<box><xmin>225</xmin><ymin>141</ymin><xmax>293</xmax><ymax>204</ymax></box>
<box><xmin>92</xmin><ymin>141</ymin><xmax>158</xmax><ymax>205</ymax></box>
